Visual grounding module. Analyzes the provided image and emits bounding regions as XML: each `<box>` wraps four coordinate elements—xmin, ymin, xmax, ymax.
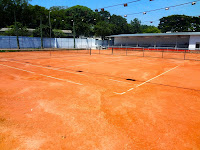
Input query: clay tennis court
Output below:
<box><xmin>0</xmin><ymin>50</ymin><xmax>200</xmax><ymax>149</ymax></box>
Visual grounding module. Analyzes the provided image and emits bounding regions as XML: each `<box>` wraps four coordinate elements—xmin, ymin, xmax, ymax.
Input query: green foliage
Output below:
<box><xmin>27</xmin><ymin>5</ymin><xmax>49</xmax><ymax>28</ymax></box>
<box><xmin>33</xmin><ymin>25</ymin><xmax>54</xmax><ymax>37</ymax></box>
<box><xmin>98</xmin><ymin>11</ymin><xmax>111</xmax><ymax>22</ymax></box>
<box><xmin>1</xmin><ymin>1</ymin><xmax>200</xmax><ymax>39</ymax></box>
<box><xmin>53</xmin><ymin>29</ymin><xmax>65</xmax><ymax>38</ymax></box>
<box><xmin>158</xmin><ymin>15</ymin><xmax>200</xmax><ymax>32</ymax></box>
<box><xmin>6</xmin><ymin>22</ymin><xmax>28</xmax><ymax>36</ymax></box>
<box><xmin>65</xmin><ymin>5</ymin><xmax>96</xmax><ymax>37</ymax></box>
<box><xmin>50</xmin><ymin>6</ymin><xmax>70</xmax><ymax>30</ymax></box>
<box><xmin>190</xmin><ymin>16</ymin><xmax>200</xmax><ymax>31</ymax></box>
<box><xmin>141</xmin><ymin>25</ymin><xmax>161</xmax><ymax>33</ymax></box>
<box><xmin>94</xmin><ymin>21</ymin><xmax>111</xmax><ymax>39</ymax></box>
<box><xmin>0</xmin><ymin>0</ymin><xmax>31</xmax><ymax>28</ymax></box>
<box><xmin>109</xmin><ymin>15</ymin><xmax>130</xmax><ymax>34</ymax></box>
<box><xmin>130</xmin><ymin>18</ymin><xmax>142</xmax><ymax>33</ymax></box>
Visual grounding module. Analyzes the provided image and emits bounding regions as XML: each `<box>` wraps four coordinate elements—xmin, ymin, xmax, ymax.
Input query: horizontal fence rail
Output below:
<box><xmin>102</xmin><ymin>46</ymin><xmax>200</xmax><ymax>61</ymax></box>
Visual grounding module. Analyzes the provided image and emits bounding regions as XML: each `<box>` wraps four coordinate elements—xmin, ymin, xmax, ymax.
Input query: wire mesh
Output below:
<box><xmin>107</xmin><ymin>46</ymin><xmax>200</xmax><ymax>61</ymax></box>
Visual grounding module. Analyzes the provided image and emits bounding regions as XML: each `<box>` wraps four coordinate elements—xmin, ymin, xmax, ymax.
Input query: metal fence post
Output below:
<box><xmin>143</xmin><ymin>47</ymin><xmax>144</xmax><ymax>57</ymax></box>
<box><xmin>99</xmin><ymin>46</ymin><xmax>100</xmax><ymax>54</ymax></box>
<box><xmin>184</xmin><ymin>49</ymin><xmax>186</xmax><ymax>60</ymax></box>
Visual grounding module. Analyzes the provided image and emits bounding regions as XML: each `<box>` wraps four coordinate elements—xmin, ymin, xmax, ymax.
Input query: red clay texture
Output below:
<box><xmin>0</xmin><ymin>51</ymin><xmax>200</xmax><ymax>150</ymax></box>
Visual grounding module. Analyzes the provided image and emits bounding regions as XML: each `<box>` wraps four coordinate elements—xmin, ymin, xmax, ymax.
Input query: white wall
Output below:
<box><xmin>55</xmin><ymin>38</ymin><xmax>96</xmax><ymax>49</ymax></box>
<box><xmin>189</xmin><ymin>35</ymin><xmax>200</xmax><ymax>50</ymax></box>
<box><xmin>114</xmin><ymin>36</ymin><xmax>190</xmax><ymax>48</ymax></box>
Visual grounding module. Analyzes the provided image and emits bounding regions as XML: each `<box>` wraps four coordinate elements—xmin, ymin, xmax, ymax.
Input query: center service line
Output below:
<box><xmin>114</xmin><ymin>65</ymin><xmax>179</xmax><ymax>95</ymax></box>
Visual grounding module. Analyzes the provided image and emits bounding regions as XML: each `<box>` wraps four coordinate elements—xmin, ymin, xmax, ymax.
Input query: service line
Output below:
<box><xmin>4</xmin><ymin>59</ymin><xmax>87</xmax><ymax>76</ymax></box>
<box><xmin>114</xmin><ymin>65</ymin><xmax>179</xmax><ymax>95</ymax></box>
<box><xmin>2</xmin><ymin>59</ymin><xmax>132</xmax><ymax>85</ymax></box>
<box><xmin>0</xmin><ymin>63</ymin><xmax>83</xmax><ymax>85</ymax></box>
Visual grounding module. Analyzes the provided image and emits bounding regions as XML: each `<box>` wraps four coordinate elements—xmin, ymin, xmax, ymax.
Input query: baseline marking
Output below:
<box><xmin>114</xmin><ymin>65</ymin><xmax>179</xmax><ymax>95</ymax></box>
<box><xmin>0</xmin><ymin>64</ymin><xmax>83</xmax><ymax>85</ymax></box>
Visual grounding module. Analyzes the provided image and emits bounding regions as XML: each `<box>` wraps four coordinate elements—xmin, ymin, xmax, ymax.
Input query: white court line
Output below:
<box><xmin>2</xmin><ymin>59</ymin><xmax>136</xmax><ymax>85</ymax></box>
<box><xmin>2</xmin><ymin>59</ymin><xmax>133</xmax><ymax>85</ymax></box>
<box><xmin>0</xmin><ymin>63</ymin><xmax>83</xmax><ymax>85</ymax></box>
<box><xmin>4</xmin><ymin>59</ymin><xmax>87</xmax><ymax>76</ymax></box>
<box><xmin>114</xmin><ymin>65</ymin><xmax>179</xmax><ymax>95</ymax></box>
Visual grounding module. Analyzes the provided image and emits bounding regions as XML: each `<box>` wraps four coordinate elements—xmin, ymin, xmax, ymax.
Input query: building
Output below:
<box><xmin>107</xmin><ymin>32</ymin><xmax>200</xmax><ymax>50</ymax></box>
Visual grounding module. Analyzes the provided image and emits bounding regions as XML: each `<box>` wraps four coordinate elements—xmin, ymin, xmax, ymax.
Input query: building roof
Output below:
<box><xmin>107</xmin><ymin>32</ymin><xmax>200</xmax><ymax>37</ymax></box>
<box><xmin>0</xmin><ymin>28</ymin><xmax>35</xmax><ymax>32</ymax></box>
<box><xmin>0</xmin><ymin>28</ymin><xmax>72</xmax><ymax>34</ymax></box>
<box><xmin>61</xmin><ymin>30</ymin><xmax>72</xmax><ymax>34</ymax></box>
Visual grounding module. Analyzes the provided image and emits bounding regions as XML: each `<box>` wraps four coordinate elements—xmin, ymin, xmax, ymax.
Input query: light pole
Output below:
<box><xmin>40</xmin><ymin>16</ymin><xmax>43</xmax><ymax>49</ymax></box>
<box><xmin>49</xmin><ymin>10</ymin><xmax>52</xmax><ymax>48</ymax></box>
<box><xmin>13</xmin><ymin>1</ymin><xmax>20</xmax><ymax>49</ymax></box>
<box><xmin>71</xmin><ymin>19</ymin><xmax>76</xmax><ymax>48</ymax></box>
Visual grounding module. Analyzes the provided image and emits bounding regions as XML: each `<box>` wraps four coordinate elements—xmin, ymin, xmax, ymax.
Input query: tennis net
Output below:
<box><xmin>0</xmin><ymin>48</ymin><xmax>90</xmax><ymax>59</ymax></box>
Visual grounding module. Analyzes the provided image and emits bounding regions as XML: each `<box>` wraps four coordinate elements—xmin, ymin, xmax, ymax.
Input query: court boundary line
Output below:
<box><xmin>0</xmin><ymin>63</ymin><xmax>83</xmax><ymax>86</ymax></box>
<box><xmin>114</xmin><ymin>65</ymin><xmax>179</xmax><ymax>95</ymax></box>
<box><xmin>3</xmin><ymin>59</ymin><xmax>88</xmax><ymax>76</ymax></box>
<box><xmin>1</xmin><ymin>60</ymin><xmax>133</xmax><ymax>85</ymax></box>
<box><xmin>2</xmin><ymin>59</ymin><xmax>135</xmax><ymax>85</ymax></box>
<box><xmin>1</xmin><ymin>58</ymin><xmax>190</xmax><ymax>90</ymax></box>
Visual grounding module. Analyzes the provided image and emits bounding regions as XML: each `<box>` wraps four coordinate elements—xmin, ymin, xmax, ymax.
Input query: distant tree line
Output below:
<box><xmin>0</xmin><ymin>0</ymin><xmax>200</xmax><ymax>39</ymax></box>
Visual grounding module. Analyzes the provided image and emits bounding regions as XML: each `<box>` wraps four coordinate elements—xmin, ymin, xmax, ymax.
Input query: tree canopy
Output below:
<box><xmin>158</xmin><ymin>15</ymin><xmax>200</xmax><ymax>32</ymax></box>
<box><xmin>0</xmin><ymin>1</ymin><xmax>199</xmax><ymax>39</ymax></box>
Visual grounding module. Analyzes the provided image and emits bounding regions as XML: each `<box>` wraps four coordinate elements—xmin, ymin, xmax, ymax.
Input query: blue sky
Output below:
<box><xmin>30</xmin><ymin>0</ymin><xmax>200</xmax><ymax>26</ymax></box>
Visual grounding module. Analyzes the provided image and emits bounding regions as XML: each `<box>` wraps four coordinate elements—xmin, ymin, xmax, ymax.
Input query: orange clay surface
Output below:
<box><xmin>0</xmin><ymin>50</ymin><xmax>200</xmax><ymax>150</ymax></box>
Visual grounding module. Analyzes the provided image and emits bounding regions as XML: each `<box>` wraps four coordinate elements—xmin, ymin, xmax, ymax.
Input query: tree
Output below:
<box><xmin>33</xmin><ymin>25</ymin><xmax>54</xmax><ymax>37</ymax></box>
<box><xmin>98</xmin><ymin>10</ymin><xmax>111</xmax><ymax>22</ymax></box>
<box><xmin>141</xmin><ymin>25</ymin><xmax>161</xmax><ymax>33</ymax></box>
<box><xmin>50</xmin><ymin>6</ymin><xmax>69</xmax><ymax>30</ymax></box>
<box><xmin>27</xmin><ymin>5</ymin><xmax>49</xmax><ymax>29</ymax></box>
<box><xmin>109</xmin><ymin>15</ymin><xmax>130</xmax><ymax>34</ymax></box>
<box><xmin>53</xmin><ymin>29</ymin><xmax>65</xmax><ymax>38</ymax></box>
<box><xmin>94</xmin><ymin>21</ymin><xmax>111</xmax><ymax>39</ymax></box>
<box><xmin>65</xmin><ymin>5</ymin><xmax>96</xmax><ymax>37</ymax></box>
<box><xmin>130</xmin><ymin>18</ymin><xmax>142</xmax><ymax>33</ymax></box>
<box><xmin>158</xmin><ymin>15</ymin><xmax>199</xmax><ymax>33</ymax></box>
<box><xmin>189</xmin><ymin>16</ymin><xmax>200</xmax><ymax>32</ymax></box>
<box><xmin>5</xmin><ymin>22</ymin><xmax>28</xmax><ymax>36</ymax></box>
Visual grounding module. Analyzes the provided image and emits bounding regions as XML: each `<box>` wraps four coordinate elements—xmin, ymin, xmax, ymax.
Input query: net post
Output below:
<box><xmin>126</xmin><ymin>46</ymin><xmax>127</xmax><ymax>56</ymax></box>
<box><xmin>143</xmin><ymin>47</ymin><xmax>144</xmax><ymax>57</ymax></box>
<box><xmin>184</xmin><ymin>49</ymin><xmax>186</xmax><ymax>60</ymax></box>
<box><xmin>162</xmin><ymin>49</ymin><xmax>164</xmax><ymax>58</ymax></box>
<box><xmin>112</xmin><ymin>47</ymin><xmax>113</xmax><ymax>55</ymax></box>
<box><xmin>90</xmin><ymin>48</ymin><xmax>91</xmax><ymax>55</ymax></box>
<box><xmin>99</xmin><ymin>46</ymin><xmax>100</xmax><ymax>54</ymax></box>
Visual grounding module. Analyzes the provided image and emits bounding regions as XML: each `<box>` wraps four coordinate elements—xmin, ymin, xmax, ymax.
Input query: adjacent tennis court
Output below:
<box><xmin>0</xmin><ymin>50</ymin><xmax>200</xmax><ymax>149</ymax></box>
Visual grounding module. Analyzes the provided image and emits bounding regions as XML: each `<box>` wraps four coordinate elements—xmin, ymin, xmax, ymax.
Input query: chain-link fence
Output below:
<box><xmin>103</xmin><ymin>46</ymin><xmax>200</xmax><ymax>61</ymax></box>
